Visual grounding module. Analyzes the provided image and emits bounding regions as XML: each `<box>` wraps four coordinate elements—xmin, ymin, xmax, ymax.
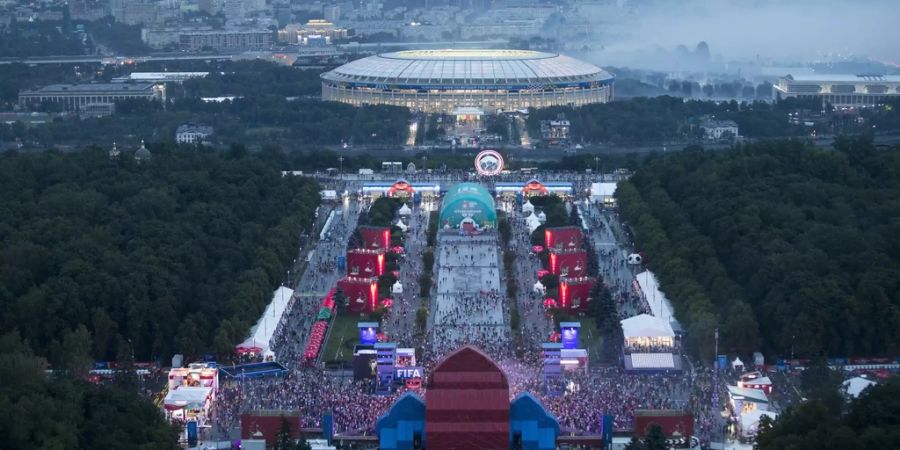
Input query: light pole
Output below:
<box><xmin>338</xmin><ymin>155</ymin><xmax>344</xmax><ymax>180</ymax></box>
<box><xmin>594</xmin><ymin>156</ymin><xmax>600</xmax><ymax>173</ymax></box>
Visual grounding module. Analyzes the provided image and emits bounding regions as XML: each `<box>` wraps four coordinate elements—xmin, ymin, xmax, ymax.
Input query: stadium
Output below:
<box><xmin>320</xmin><ymin>49</ymin><xmax>614</xmax><ymax>114</ymax></box>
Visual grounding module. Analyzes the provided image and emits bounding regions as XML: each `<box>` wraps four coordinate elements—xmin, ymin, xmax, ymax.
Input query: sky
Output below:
<box><xmin>589</xmin><ymin>0</ymin><xmax>900</xmax><ymax>68</ymax></box>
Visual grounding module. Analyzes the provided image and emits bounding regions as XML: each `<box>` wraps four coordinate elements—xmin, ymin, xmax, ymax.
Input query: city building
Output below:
<box><xmin>699</xmin><ymin>118</ymin><xmax>739</xmax><ymax>140</ymax></box>
<box><xmin>112</xmin><ymin>72</ymin><xmax>210</xmax><ymax>84</ymax></box>
<box><xmin>18</xmin><ymin>83</ymin><xmax>165</xmax><ymax>112</ymax></box>
<box><xmin>176</xmin><ymin>124</ymin><xmax>214</xmax><ymax>144</ymax></box>
<box><xmin>278</xmin><ymin>20</ymin><xmax>349</xmax><ymax>44</ymax></box>
<box><xmin>321</xmin><ymin>49</ymin><xmax>615</xmax><ymax>114</ymax></box>
<box><xmin>179</xmin><ymin>29</ymin><xmax>273</xmax><ymax>51</ymax></box>
<box><xmin>774</xmin><ymin>74</ymin><xmax>900</xmax><ymax>107</ymax></box>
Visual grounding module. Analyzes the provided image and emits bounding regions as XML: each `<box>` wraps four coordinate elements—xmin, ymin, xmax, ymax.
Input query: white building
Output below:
<box><xmin>175</xmin><ymin>124</ymin><xmax>214</xmax><ymax>144</ymax></box>
<box><xmin>774</xmin><ymin>74</ymin><xmax>900</xmax><ymax>107</ymax></box>
<box><xmin>700</xmin><ymin>119</ymin><xmax>739</xmax><ymax>140</ymax></box>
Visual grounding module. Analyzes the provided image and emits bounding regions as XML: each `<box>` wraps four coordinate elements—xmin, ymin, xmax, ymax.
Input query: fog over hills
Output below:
<box><xmin>583</xmin><ymin>0</ymin><xmax>900</xmax><ymax>70</ymax></box>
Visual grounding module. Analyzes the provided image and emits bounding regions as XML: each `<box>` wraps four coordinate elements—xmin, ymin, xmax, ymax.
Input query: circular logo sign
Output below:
<box><xmin>474</xmin><ymin>149</ymin><xmax>504</xmax><ymax>176</ymax></box>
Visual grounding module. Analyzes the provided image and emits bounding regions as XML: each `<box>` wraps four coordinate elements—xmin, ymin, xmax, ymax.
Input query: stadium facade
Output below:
<box><xmin>320</xmin><ymin>49</ymin><xmax>614</xmax><ymax>114</ymax></box>
<box><xmin>774</xmin><ymin>74</ymin><xmax>900</xmax><ymax>107</ymax></box>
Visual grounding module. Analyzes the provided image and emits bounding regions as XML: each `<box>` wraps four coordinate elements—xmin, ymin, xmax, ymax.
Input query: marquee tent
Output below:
<box><xmin>164</xmin><ymin>386</ymin><xmax>212</xmax><ymax>411</ymax></box>
<box><xmin>392</xmin><ymin>280</ymin><xmax>404</xmax><ymax>294</ymax></box>
<box><xmin>590</xmin><ymin>182</ymin><xmax>617</xmax><ymax>206</ymax></box>
<box><xmin>740</xmin><ymin>410</ymin><xmax>777</xmax><ymax>438</ymax></box>
<box><xmin>843</xmin><ymin>376</ymin><xmax>877</xmax><ymax>398</ymax></box>
<box><xmin>522</xmin><ymin>200</ymin><xmax>534</xmax><ymax>214</ymax></box>
<box><xmin>236</xmin><ymin>286</ymin><xmax>294</xmax><ymax>355</ymax></box>
<box><xmin>398</xmin><ymin>204</ymin><xmax>412</xmax><ymax>216</ymax></box>
<box><xmin>395</xmin><ymin>218</ymin><xmax>408</xmax><ymax>232</ymax></box>
<box><xmin>634</xmin><ymin>271</ymin><xmax>679</xmax><ymax>329</ymax></box>
<box><xmin>526</xmin><ymin>213</ymin><xmax>542</xmax><ymax>233</ymax></box>
<box><xmin>620</xmin><ymin>314</ymin><xmax>675</xmax><ymax>338</ymax></box>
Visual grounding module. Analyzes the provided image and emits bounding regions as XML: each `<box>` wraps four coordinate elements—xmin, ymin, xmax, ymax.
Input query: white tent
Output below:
<box><xmin>164</xmin><ymin>386</ymin><xmax>212</xmax><ymax>410</ymax></box>
<box><xmin>398</xmin><ymin>204</ymin><xmax>412</xmax><ymax>216</ymax></box>
<box><xmin>537</xmin><ymin>211</ymin><xmax>547</xmax><ymax>223</ymax></box>
<box><xmin>590</xmin><ymin>182</ymin><xmax>617</xmax><ymax>202</ymax></box>
<box><xmin>526</xmin><ymin>213</ymin><xmax>542</xmax><ymax>233</ymax></box>
<box><xmin>634</xmin><ymin>271</ymin><xmax>679</xmax><ymax>328</ymax></box>
<box><xmin>843</xmin><ymin>377</ymin><xmax>877</xmax><ymax>398</ymax></box>
<box><xmin>395</xmin><ymin>218</ymin><xmax>408</xmax><ymax>232</ymax></box>
<box><xmin>236</xmin><ymin>286</ymin><xmax>294</xmax><ymax>354</ymax></box>
<box><xmin>740</xmin><ymin>410</ymin><xmax>778</xmax><ymax>438</ymax></box>
<box><xmin>620</xmin><ymin>314</ymin><xmax>675</xmax><ymax>338</ymax></box>
<box><xmin>522</xmin><ymin>200</ymin><xmax>535</xmax><ymax>214</ymax></box>
<box><xmin>533</xmin><ymin>281</ymin><xmax>546</xmax><ymax>295</ymax></box>
<box><xmin>732</xmin><ymin>357</ymin><xmax>745</xmax><ymax>370</ymax></box>
<box><xmin>392</xmin><ymin>280</ymin><xmax>403</xmax><ymax>294</ymax></box>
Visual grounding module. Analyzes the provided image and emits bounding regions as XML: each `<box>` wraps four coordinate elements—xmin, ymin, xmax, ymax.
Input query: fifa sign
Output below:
<box><xmin>395</xmin><ymin>366</ymin><xmax>425</xmax><ymax>379</ymax></box>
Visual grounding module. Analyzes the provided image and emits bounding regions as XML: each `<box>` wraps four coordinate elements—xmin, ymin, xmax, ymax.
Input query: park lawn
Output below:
<box><xmin>321</xmin><ymin>313</ymin><xmax>360</xmax><ymax>364</ymax></box>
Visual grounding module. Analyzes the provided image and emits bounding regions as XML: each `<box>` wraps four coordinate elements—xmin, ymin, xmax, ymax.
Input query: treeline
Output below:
<box><xmin>618</xmin><ymin>137</ymin><xmax>900</xmax><ymax>358</ymax></box>
<box><xmin>181</xmin><ymin>60</ymin><xmax>323</xmax><ymax>98</ymax></box>
<box><xmin>526</xmin><ymin>96</ymin><xmax>827</xmax><ymax>145</ymax></box>
<box><xmin>3</xmin><ymin>97</ymin><xmax>411</xmax><ymax>147</ymax></box>
<box><xmin>0</xmin><ymin>332</ymin><xmax>179</xmax><ymax>449</ymax></box>
<box><xmin>0</xmin><ymin>145</ymin><xmax>321</xmax><ymax>362</ymax></box>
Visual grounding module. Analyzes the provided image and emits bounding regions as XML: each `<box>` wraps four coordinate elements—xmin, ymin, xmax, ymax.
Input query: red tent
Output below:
<box><xmin>425</xmin><ymin>346</ymin><xmax>510</xmax><ymax>450</ymax></box>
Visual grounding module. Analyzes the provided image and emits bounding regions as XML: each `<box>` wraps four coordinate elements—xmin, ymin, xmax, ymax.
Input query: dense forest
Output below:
<box><xmin>618</xmin><ymin>137</ymin><xmax>900</xmax><ymax>358</ymax></box>
<box><xmin>0</xmin><ymin>331</ymin><xmax>179</xmax><ymax>449</ymax></box>
<box><xmin>756</xmin><ymin>371</ymin><xmax>900</xmax><ymax>450</ymax></box>
<box><xmin>527</xmin><ymin>96</ymin><xmax>900</xmax><ymax>145</ymax></box>
<box><xmin>1</xmin><ymin>98</ymin><xmax>411</xmax><ymax>148</ymax></box>
<box><xmin>0</xmin><ymin>146</ymin><xmax>321</xmax><ymax>363</ymax></box>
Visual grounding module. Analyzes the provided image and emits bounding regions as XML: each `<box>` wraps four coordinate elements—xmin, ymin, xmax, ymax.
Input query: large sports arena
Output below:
<box><xmin>320</xmin><ymin>49</ymin><xmax>614</xmax><ymax>114</ymax></box>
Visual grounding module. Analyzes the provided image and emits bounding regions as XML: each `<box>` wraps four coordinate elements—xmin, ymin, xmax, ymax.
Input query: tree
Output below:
<box><xmin>333</xmin><ymin>288</ymin><xmax>348</xmax><ymax>316</ymax></box>
<box><xmin>644</xmin><ymin>424</ymin><xmax>667</xmax><ymax>450</ymax></box>
<box><xmin>274</xmin><ymin>416</ymin><xmax>295</xmax><ymax>450</ymax></box>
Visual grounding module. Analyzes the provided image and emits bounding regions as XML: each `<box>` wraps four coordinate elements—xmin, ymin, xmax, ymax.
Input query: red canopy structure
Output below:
<box><xmin>425</xmin><ymin>346</ymin><xmax>510</xmax><ymax>450</ymax></box>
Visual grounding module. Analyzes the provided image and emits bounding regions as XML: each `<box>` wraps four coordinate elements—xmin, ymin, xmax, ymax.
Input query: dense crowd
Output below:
<box><xmin>210</xmin><ymin>192</ymin><xmax>728</xmax><ymax>446</ymax></box>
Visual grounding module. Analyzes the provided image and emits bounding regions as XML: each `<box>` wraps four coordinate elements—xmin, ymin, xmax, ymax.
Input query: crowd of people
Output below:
<box><xmin>208</xmin><ymin>187</ymin><xmax>731</xmax><ymax>446</ymax></box>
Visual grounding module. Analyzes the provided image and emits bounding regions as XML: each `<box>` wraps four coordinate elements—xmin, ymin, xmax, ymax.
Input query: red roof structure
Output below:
<box><xmin>425</xmin><ymin>346</ymin><xmax>510</xmax><ymax>450</ymax></box>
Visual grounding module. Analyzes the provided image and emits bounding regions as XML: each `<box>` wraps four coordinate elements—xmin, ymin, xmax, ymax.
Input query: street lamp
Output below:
<box><xmin>338</xmin><ymin>155</ymin><xmax>344</xmax><ymax>180</ymax></box>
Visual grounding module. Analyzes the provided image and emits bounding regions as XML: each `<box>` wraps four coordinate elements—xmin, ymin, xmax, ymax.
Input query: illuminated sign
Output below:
<box><xmin>395</xmin><ymin>366</ymin><xmax>425</xmax><ymax>379</ymax></box>
<box><xmin>474</xmin><ymin>150</ymin><xmax>504</xmax><ymax>176</ymax></box>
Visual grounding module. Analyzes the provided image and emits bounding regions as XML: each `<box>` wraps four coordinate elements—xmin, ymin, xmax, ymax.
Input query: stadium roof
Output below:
<box><xmin>784</xmin><ymin>74</ymin><xmax>900</xmax><ymax>83</ymax></box>
<box><xmin>322</xmin><ymin>49</ymin><xmax>613</xmax><ymax>85</ymax></box>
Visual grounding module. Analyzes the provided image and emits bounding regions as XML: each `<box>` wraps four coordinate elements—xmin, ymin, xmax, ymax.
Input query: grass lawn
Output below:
<box><xmin>321</xmin><ymin>314</ymin><xmax>360</xmax><ymax>364</ymax></box>
<box><xmin>578</xmin><ymin>319</ymin><xmax>604</xmax><ymax>361</ymax></box>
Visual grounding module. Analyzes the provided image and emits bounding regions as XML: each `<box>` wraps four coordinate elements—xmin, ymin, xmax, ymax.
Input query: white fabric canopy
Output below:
<box><xmin>620</xmin><ymin>314</ymin><xmax>675</xmax><ymax>338</ymax></box>
<box><xmin>237</xmin><ymin>286</ymin><xmax>294</xmax><ymax>354</ymax></box>
<box><xmin>392</xmin><ymin>280</ymin><xmax>403</xmax><ymax>294</ymax></box>
<box><xmin>843</xmin><ymin>377</ymin><xmax>877</xmax><ymax>398</ymax></box>
<box><xmin>727</xmin><ymin>385</ymin><xmax>769</xmax><ymax>403</ymax></box>
<box><xmin>634</xmin><ymin>271</ymin><xmax>679</xmax><ymax>327</ymax></box>
<box><xmin>526</xmin><ymin>213</ymin><xmax>542</xmax><ymax>233</ymax></box>
<box><xmin>732</xmin><ymin>357</ymin><xmax>745</xmax><ymax>369</ymax></box>
<box><xmin>537</xmin><ymin>211</ymin><xmax>546</xmax><ymax>223</ymax></box>
<box><xmin>164</xmin><ymin>386</ymin><xmax>212</xmax><ymax>409</ymax></box>
<box><xmin>740</xmin><ymin>410</ymin><xmax>777</xmax><ymax>437</ymax></box>
<box><xmin>590</xmin><ymin>182</ymin><xmax>617</xmax><ymax>200</ymax></box>
<box><xmin>533</xmin><ymin>281</ymin><xmax>546</xmax><ymax>294</ymax></box>
<box><xmin>398</xmin><ymin>204</ymin><xmax>412</xmax><ymax>216</ymax></box>
<box><xmin>522</xmin><ymin>200</ymin><xmax>534</xmax><ymax>213</ymax></box>
<box><xmin>395</xmin><ymin>218</ymin><xmax>408</xmax><ymax>231</ymax></box>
